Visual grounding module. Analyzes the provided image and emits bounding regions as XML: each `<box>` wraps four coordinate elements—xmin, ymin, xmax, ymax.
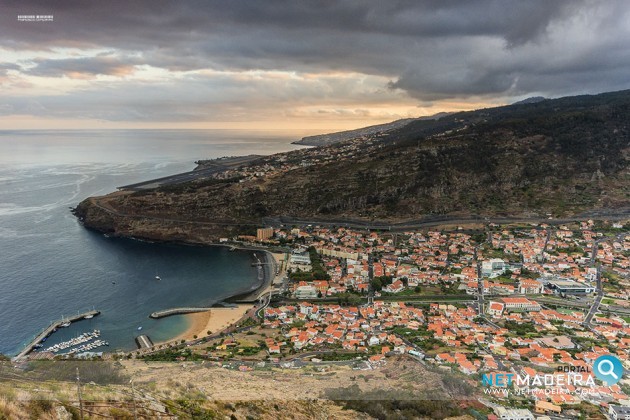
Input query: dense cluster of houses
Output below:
<box><xmin>251</xmin><ymin>221</ymin><xmax>629</xmax><ymax>410</ymax></box>
<box><xmin>264</xmin><ymin>301</ymin><xmax>420</xmax><ymax>362</ymax></box>
<box><xmin>261</xmin><ymin>298</ymin><xmax>629</xmax><ymax>408</ymax></box>
<box><xmin>264</xmin><ymin>222</ymin><xmax>630</xmax><ymax>307</ymax></box>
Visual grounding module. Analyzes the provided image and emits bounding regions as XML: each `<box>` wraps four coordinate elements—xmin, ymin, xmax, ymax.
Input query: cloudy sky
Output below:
<box><xmin>1</xmin><ymin>0</ymin><xmax>630</xmax><ymax>130</ymax></box>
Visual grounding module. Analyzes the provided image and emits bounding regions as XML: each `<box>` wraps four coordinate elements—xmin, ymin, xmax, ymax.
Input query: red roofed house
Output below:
<box><xmin>487</xmin><ymin>301</ymin><xmax>505</xmax><ymax>317</ymax></box>
<box><xmin>383</xmin><ymin>279</ymin><xmax>405</xmax><ymax>293</ymax></box>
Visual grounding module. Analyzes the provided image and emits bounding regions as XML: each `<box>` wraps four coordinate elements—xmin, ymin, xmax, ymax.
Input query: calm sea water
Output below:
<box><xmin>0</xmin><ymin>129</ymin><xmax>312</xmax><ymax>355</ymax></box>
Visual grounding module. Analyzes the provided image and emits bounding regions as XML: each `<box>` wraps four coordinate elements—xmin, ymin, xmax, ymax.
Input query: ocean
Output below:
<box><xmin>0</xmin><ymin>129</ymin><xmax>310</xmax><ymax>355</ymax></box>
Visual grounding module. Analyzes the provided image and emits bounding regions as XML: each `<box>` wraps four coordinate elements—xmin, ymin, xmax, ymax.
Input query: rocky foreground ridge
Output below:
<box><xmin>74</xmin><ymin>90</ymin><xmax>630</xmax><ymax>243</ymax></box>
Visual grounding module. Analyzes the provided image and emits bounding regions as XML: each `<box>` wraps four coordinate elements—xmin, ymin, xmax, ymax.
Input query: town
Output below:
<box><xmin>31</xmin><ymin>218</ymin><xmax>627</xmax><ymax>419</ymax></box>
<box><xmin>215</xmin><ymin>219</ymin><xmax>628</xmax><ymax>418</ymax></box>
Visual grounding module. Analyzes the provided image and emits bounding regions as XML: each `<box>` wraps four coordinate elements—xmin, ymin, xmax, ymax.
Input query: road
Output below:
<box><xmin>583</xmin><ymin>232</ymin><xmax>628</xmax><ymax>325</ymax></box>
<box><xmin>583</xmin><ymin>264</ymin><xmax>603</xmax><ymax>325</ymax></box>
<box><xmin>474</xmin><ymin>245</ymin><xmax>484</xmax><ymax>316</ymax></box>
<box><xmin>583</xmin><ymin>234</ymin><xmax>603</xmax><ymax>326</ymax></box>
<box><xmin>262</xmin><ymin>209</ymin><xmax>630</xmax><ymax>232</ymax></box>
<box><xmin>540</xmin><ymin>227</ymin><xmax>552</xmax><ymax>263</ymax></box>
<box><xmin>274</xmin><ymin>294</ymin><xmax>475</xmax><ymax>305</ymax></box>
<box><xmin>256</xmin><ymin>289</ymin><xmax>273</xmax><ymax>319</ymax></box>
<box><xmin>536</xmin><ymin>296</ymin><xmax>630</xmax><ymax>315</ymax></box>
<box><xmin>367</xmin><ymin>253</ymin><xmax>375</xmax><ymax>305</ymax></box>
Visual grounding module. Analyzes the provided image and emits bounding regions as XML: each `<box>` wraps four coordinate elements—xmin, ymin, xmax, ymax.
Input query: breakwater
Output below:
<box><xmin>13</xmin><ymin>310</ymin><xmax>101</xmax><ymax>361</ymax></box>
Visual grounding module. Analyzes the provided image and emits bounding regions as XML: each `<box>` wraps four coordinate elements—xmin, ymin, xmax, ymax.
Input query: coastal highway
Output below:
<box><xmin>262</xmin><ymin>208</ymin><xmax>630</xmax><ymax>232</ymax></box>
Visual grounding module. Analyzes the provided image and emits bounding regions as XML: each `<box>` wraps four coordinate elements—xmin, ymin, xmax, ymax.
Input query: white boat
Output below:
<box><xmin>155</xmin><ymin>275</ymin><xmax>161</xmax><ymax>280</ymax></box>
<box><xmin>60</xmin><ymin>321</ymin><xmax>71</xmax><ymax>328</ymax></box>
<box><xmin>137</xmin><ymin>326</ymin><xmax>143</xmax><ymax>331</ymax></box>
<box><xmin>84</xmin><ymin>314</ymin><xmax>93</xmax><ymax>319</ymax></box>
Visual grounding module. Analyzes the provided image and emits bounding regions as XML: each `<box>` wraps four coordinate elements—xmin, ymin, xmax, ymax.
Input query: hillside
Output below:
<box><xmin>0</xmin><ymin>356</ymin><xmax>476</xmax><ymax>419</ymax></box>
<box><xmin>75</xmin><ymin>90</ymin><xmax>630</xmax><ymax>242</ymax></box>
<box><xmin>293</xmin><ymin>118</ymin><xmax>417</xmax><ymax>146</ymax></box>
<box><xmin>293</xmin><ymin>113</ymin><xmax>452</xmax><ymax>146</ymax></box>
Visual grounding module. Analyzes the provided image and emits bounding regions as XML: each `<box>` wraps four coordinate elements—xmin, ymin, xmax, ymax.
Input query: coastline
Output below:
<box><xmin>225</xmin><ymin>246</ymin><xmax>277</xmax><ymax>303</ymax></box>
<box><xmin>115</xmin><ymin>237</ymin><xmax>277</xmax><ymax>305</ymax></box>
<box><xmin>165</xmin><ymin>304</ymin><xmax>253</xmax><ymax>343</ymax></box>
<box><xmin>73</xmin><ymin>197</ymin><xmax>282</xmax><ymax>352</ymax></box>
<box><xmin>149</xmin><ymin>243</ymin><xmax>278</xmax><ymax>348</ymax></box>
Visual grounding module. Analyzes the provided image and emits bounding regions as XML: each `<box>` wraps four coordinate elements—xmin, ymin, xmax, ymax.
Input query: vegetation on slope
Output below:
<box><xmin>75</xmin><ymin>90</ymin><xmax>630</xmax><ymax>240</ymax></box>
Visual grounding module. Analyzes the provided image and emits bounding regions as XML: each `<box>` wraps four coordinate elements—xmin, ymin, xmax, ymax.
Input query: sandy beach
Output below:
<box><xmin>169</xmin><ymin>305</ymin><xmax>253</xmax><ymax>343</ymax></box>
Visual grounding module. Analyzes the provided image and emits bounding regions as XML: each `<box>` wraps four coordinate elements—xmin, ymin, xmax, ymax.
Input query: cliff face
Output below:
<box><xmin>75</xmin><ymin>90</ymin><xmax>630</xmax><ymax>242</ymax></box>
<box><xmin>73</xmin><ymin>198</ymin><xmax>243</xmax><ymax>243</ymax></box>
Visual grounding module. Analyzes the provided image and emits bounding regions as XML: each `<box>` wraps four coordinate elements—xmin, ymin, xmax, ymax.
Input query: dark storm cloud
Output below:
<box><xmin>2</xmin><ymin>0</ymin><xmax>630</xmax><ymax>108</ymax></box>
<box><xmin>1</xmin><ymin>0</ymin><xmax>578</xmax><ymax>47</ymax></box>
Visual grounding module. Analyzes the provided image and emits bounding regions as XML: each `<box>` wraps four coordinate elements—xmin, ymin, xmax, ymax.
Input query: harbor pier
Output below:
<box><xmin>135</xmin><ymin>335</ymin><xmax>154</xmax><ymax>349</ymax></box>
<box><xmin>149</xmin><ymin>307</ymin><xmax>209</xmax><ymax>319</ymax></box>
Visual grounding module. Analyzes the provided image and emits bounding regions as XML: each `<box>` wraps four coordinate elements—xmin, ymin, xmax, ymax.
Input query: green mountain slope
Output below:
<box><xmin>75</xmin><ymin>90</ymin><xmax>630</xmax><ymax>241</ymax></box>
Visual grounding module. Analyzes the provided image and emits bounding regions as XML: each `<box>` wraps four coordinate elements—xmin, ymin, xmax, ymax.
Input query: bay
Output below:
<box><xmin>0</xmin><ymin>129</ymin><xmax>311</xmax><ymax>355</ymax></box>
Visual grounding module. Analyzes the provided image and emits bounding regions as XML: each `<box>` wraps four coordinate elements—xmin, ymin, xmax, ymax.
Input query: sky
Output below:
<box><xmin>1</xmin><ymin>0</ymin><xmax>630</xmax><ymax>130</ymax></box>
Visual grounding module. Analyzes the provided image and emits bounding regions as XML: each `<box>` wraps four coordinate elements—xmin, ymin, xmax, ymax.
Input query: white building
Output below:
<box><xmin>610</xmin><ymin>405</ymin><xmax>630</xmax><ymax>420</ymax></box>
<box><xmin>481</xmin><ymin>258</ymin><xmax>507</xmax><ymax>278</ymax></box>
<box><xmin>290</xmin><ymin>254</ymin><xmax>312</xmax><ymax>265</ymax></box>
<box><xmin>494</xmin><ymin>407</ymin><xmax>535</xmax><ymax>420</ymax></box>
<box><xmin>544</xmin><ymin>278</ymin><xmax>595</xmax><ymax>295</ymax></box>
<box><xmin>294</xmin><ymin>285</ymin><xmax>318</xmax><ymax>299</ymax></box>
<box><xmin>500</xmin><ymin>297</ymin><xmax>541</xmax><ymax>312</ymax></box>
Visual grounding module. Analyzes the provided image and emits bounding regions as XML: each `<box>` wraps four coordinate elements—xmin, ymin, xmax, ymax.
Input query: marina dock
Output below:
<box><xmin>13</xmin><ymin>310</ymin><xmax>101</xmax><ymax>361</ymax></box>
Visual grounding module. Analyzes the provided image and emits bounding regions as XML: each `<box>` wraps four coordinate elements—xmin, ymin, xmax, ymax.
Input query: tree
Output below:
<box><xmin>348</xmin><ymin>294</ymin><xmax>362</xmax><ymax>306</ymax></box>
<box><xmin>371</xmin><ymin>277</ymin><xmax>383</xmax><ymax>291</ymax></box>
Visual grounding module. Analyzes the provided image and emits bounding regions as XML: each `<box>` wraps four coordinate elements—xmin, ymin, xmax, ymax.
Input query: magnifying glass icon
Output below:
<box><xmin>598</xmin><ymin>360</ymin><xmax>619</xmax><ymax>379</ymax></box>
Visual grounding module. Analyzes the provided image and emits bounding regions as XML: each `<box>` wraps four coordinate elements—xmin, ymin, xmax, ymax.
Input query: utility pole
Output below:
<box><xmin>76</xmin><ymin>367</ymin><xmax>84</xmax><ymax>420</ymax></box>
<box><xmin>130</xmin><ymin>378</ymin><xmax>138</xmax><ymax>420</ymax></box>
